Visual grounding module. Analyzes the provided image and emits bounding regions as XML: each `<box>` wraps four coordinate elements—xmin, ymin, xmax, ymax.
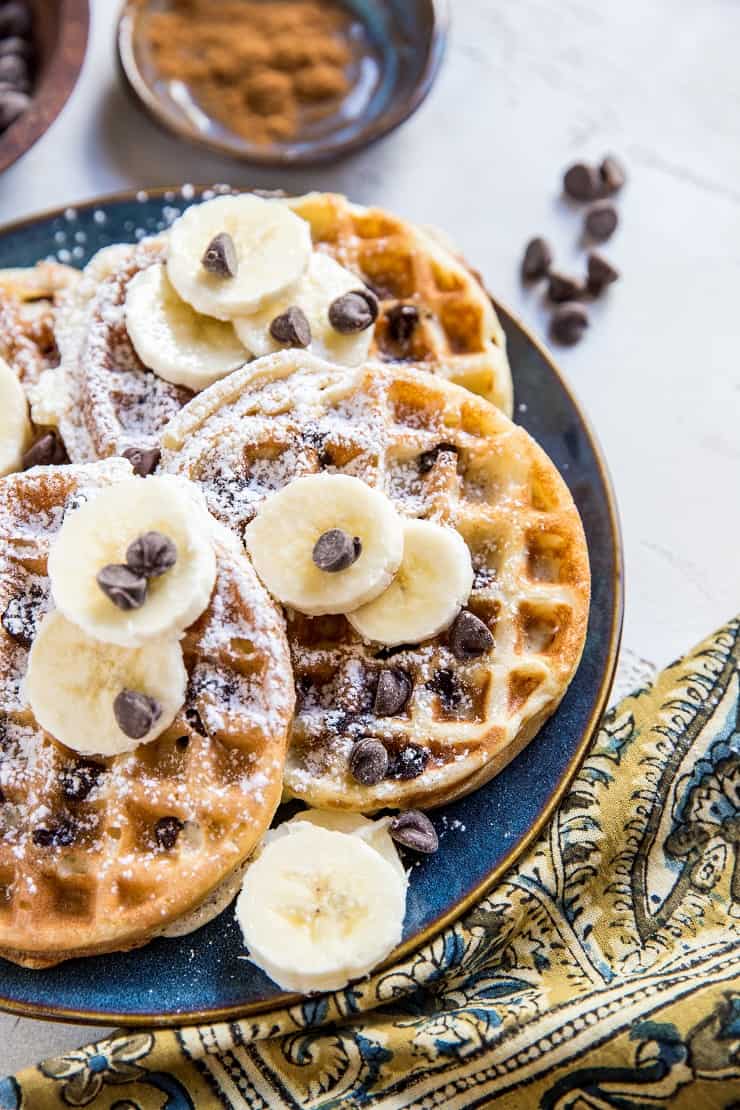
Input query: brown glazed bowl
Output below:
<box><xmin>0</xmin><ymin>0</ymin><xmax>90</xmax><ymax>175</ymax></box>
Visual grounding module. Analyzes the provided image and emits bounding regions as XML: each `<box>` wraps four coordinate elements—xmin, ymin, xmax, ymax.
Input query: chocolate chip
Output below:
<box><xmin>2</xmin><ymin>595</ymin><xmax>32</xmax><ymax>648</ymax></box>
<box><xmin>185</xmin><ymin>705</ymin><xmax>207</xmax><ymax>736</ymax></box>
<box><xmin>113</xmin><ymin>689</ymin><xmax>162</xmax><ymax>740</ymax></box>
<box><xmin>418</xmin><ymin>442</ymin><xmax>459</xmax><ymax>474</ymax></box>
<box><xmin>96</xmin><ymin>564</ymin><xmax>148</xmax><ymax>611</ymax></box>
<box><xmin>449</xmin><ymin>610</ymin><xmax>494</xmax><ymax>660</ymax></box>
<box><xmin>587</xmin><ymin>251</ymin><xmax>620</xmax><ymax>295</ymax></box>
<box><xmin>521</xmin><ymin>237</ymin><xmax>553</xmax><ymax>282</ymax></box>
<box><xmin>550</xmin><ymin>302</ymin><xmax>589</xmax><ymax>345</ymax></box>
<box><xmin>312</xmin><ymin>529</ymin><xmax>361</xmax><ymax>573</ymax></box>
<box><xmin>0</xmin><ymin>3</ymin><xmax>32</xmax><ymax>37</ymax></box>
<box><xmin>563</xmin><ymin>162</ymin><xmax>601</xmax><ymax>201</ymax></box>
<box><xmin>201</xmin><ymin>232</ymin><xmax>238</xmax><ymax>278</ymax></box>
<box><xmin>428</xmin><ymin>668</ymin><xmax>462</xmax><ymax>710</ymax></box>
<box><xmin>33</xmin><ymin>819</ymin><xmax>75</xmax><ymax>848</ymax></box>
<box><xmin>329</xmin><ymin>289</ymin><xmax>379</xmax><ymax>334</ymax></box>
<box><xmin>126</xmin><ymin>531</ymin><xmax>177</xmax><ymax>579</ymax></box>
<box><xmin>374</xmin><ymin>669</ymin><xmax>412</xmax><ymax>717</ymax></box>
<box><xmin>154</xmin><ymin>815</ymin><xmax>183</xmax><ymax>850</ymax></box>
<box><xmin>61</xmin><ymin>762</ymin><xmax>103</xmax><ymax>803</ymax></box>
<box><xmin>270</xmin><ymin>306</ymin><xmax>311</xmax><ymax>348</ymax></box>
<box><xmin>389</xmin><ymin>810</ymin><xmax>439</xmax><ymax>854</ymax></box>
<box><xmin>548</xmin><ymin>271</ymin><xmax>585</xmax><ymax>304</ymax></box>
<box><xmin>121</xmin><ymin>446</ymin><xmax>160</xmax><ymax>477</ymax></box>
<box><xmin>584</xmin><ymin>201</ymin><xmax>618</xmax><ymax>242</ymax></box>
<box><xmin>348</xmin><ymin>738</ymin><xmax>388</xmax><ymax>785</ymax></box>
<box><xmin>600</xmin><ymin>154</ymin><xmax>626</xmax><ymax>195</ymax></box>
<box><xmin>388</xmin><ymin>744</ymin><xmax>429</xmax><ymax>780</ymax></box>
<box><xmin>175</xmin><ymin>734</ymin><xmax>190</xmax><ymax>751</ymax></box>
<box><xmin>22</xmin><ymin>431</ymin><xmax>67</xmax><ymax>469</ymax></box>
<box><xmin>386</xmin><ymin>303</ymin><xmax>419</xmax><ymax>344</ymax></box>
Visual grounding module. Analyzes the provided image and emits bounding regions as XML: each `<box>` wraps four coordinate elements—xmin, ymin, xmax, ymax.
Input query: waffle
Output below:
<box><xmin>0</xmin><ymin>261</ymin><xmax>79</xmax><ymax>389</ymax></box>
<box><xmin>0</xmin><ymin>458</ymin><xmax>294</xmax><ymax>967</ymax></box>
<box><xmin>161</xmin><ymin>351</ymin><xmax>590</xmax><ymax>812</ymax></box>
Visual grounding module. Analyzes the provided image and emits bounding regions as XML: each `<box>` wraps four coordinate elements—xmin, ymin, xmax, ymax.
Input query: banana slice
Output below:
<box><xmin>167</xmin><ymin>195</ymin><xmax>312</xmax><ymax>321</ymax></box>
<box><xmin>125</xmin><ymin>264</ymin><xmax>248</xmax><ymax>390</ymax></box>
<box><xmin>235</xmin><ymin>823</ymin><xmax>407</xmax><ymax>993</ymax></box>
<box><xmin>267</xmin><ymin>809</ymin><xmax>406</xmax><ymax>884</ymax></box>
<box><xmin>245</xmin><ymin>474</ymin><xmax>404</xmax><ymax>616</ymax></box>
<box><xmin>0</xmin><ymin>356</ymin><xmax>31</xmax><ymax>476</ymax></box>
<box><xmin>349</xmin><ymin>519</ymin><xmax>473</xmax><ymax>646</ymax></box>
<box><xmin>25</xmin><ymin>610</ymin><xmax>187</xmax><ymax>757</ymax></box>
<box><xmin>234</xmin><ymin>253</ymin><xmax>374</xmax><ymax>367</ymax></box>
<box><xmin>48</xmin><ymin>476</ymin><xmax>217</xmax><ymax>647</ymax></box>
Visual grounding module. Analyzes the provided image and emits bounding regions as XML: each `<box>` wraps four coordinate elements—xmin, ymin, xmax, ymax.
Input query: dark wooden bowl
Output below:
<box><xmin>0</xmin><ymin>0</ymin><xmax>90</xmax><ymax>175</ymax></box>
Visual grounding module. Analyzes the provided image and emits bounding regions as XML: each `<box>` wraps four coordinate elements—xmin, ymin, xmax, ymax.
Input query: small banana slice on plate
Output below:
<box><xmin>266</xmin><ymin>809</ymin><xmax>406</xmax><ymax>884</ymax></box>
<box><xmin>125</xmin><ymin>263</ymin><xmax>248</xmax><ymax>390</ymax></box>
<box><xmin>0</xmin><ymin>356</ymin><xmax>31</xmax><ymax>477</ymax></box>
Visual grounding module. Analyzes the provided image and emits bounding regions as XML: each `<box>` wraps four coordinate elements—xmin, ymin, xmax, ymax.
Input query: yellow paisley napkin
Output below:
<box><xmin>4</xmin><ymin>618</ymin><xmax>740</xmax><ymax>1109</ymax></box>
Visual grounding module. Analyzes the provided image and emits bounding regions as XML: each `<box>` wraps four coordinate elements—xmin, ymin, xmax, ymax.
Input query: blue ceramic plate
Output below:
<box><xmin>0</xmin><ymin>190</ymin><xmax>622</xmax><ymax>1026</ymax></box>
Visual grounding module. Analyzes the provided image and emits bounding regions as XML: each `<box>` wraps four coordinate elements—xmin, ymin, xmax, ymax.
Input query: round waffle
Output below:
<box><xmin>0</xmin><ymin>458</ymin><xmax>294</xmax><ymax>968</ymax></box>
<box><xmin>0</xmin><ymin>261</ymin><xmax>79</xmax><ymax>390</ymax></box>
<box><xmin>161</xmin><ymin>351</ymin><xmax>590</xmax><ymax>813</ymax></box>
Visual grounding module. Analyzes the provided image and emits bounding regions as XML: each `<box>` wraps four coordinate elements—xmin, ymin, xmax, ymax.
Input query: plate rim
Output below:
<box><xmin>0</xmin><ymin>187</ymin><xmax>624</xmax><ymax>1028</ymax></box>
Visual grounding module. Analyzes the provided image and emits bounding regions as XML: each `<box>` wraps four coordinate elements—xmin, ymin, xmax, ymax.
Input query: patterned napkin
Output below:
<box><xmin>3</xmin><ymin>618</ymin><xmax>739</xmax><ymax>1109</ymax></box>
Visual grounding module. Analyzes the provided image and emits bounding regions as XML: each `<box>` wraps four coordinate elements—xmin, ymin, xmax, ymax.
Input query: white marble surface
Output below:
<box><xmin>1</xmin><ymin>0</ymin><xmax>739</xmax><ymax>1078</ymax></box>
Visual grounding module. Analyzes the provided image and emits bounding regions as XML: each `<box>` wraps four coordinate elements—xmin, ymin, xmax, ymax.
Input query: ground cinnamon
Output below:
<box><xmin>145</xmin><ymin>0</ymin><xmax>354</xmax><ymax>145</ymax></box>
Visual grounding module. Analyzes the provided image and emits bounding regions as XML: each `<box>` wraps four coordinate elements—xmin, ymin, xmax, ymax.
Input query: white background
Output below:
<box><xmin>1</xmin><ymin>0</ymin><xmax>739</xmax><ymax>1075</ymax></box>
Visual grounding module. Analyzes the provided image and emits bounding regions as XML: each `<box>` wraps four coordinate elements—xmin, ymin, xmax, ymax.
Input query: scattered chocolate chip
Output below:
<box><xmin>600</xmin><ymin>154</ymin><xmax>626</xmax><ymax>195</ymax></box>
<box><xmin>449</xmin><ymin>610</ymin><xmax>494</xmax><ymax>660</ymax></box>
<box><xmin>374</xmin><ymin>669</ymin><xmax>412</xmax><ymax>717</ymax></box>
<box><xmin>126</xmin><ymin>531</ymin><xmax>177</xmax><ymax>579</ymax></box>
<box><xmin>418</xmin><ymin>442</ymin><xmax>459</xmax><ymax>474</ymax></box>
<box><xmin>185</xmin><ymin>705</ymin><xmax>207</xmax><ymax>736</ymax></box>
<box><xmin>0</xmin><ymin>786</ymin><xmax>5</xmax><ymax>803</ymax></box>
<box><xmin>21</xmin><ymin>431</ymin><xmax>67</xmax><ymax>470</ymax></box>
<box><xmin>348</xmin><ymin>738</ymin><xmax>389</xmax><ymax>785</ymax></box>
<box><xmin>550</xmin><ymin>302</ymin><xmax>589</xmax><ymax>345</ymax></box>
<box><xmin>113</xmin><ymin>689</ymin><xmax>162</xmax><ymax>740</ymax></box>
<box><xmin>429</xmin><ymin>668</ymin><xmax>462</xmax><ymax>710</ymax></box>
<box><xmin>201</xmin><ymin>232</ymin><xmax>238</xmax><ymax>278</ymax></box>
<box><xmin>563</xmin><ymin>162</ymin><xmax>601</xmax><ymax>202</ymax></box>
<box><xmin>374</xmin><ymin>643</ymin><xmax>419</xmax><ymax>660</ymax></box>
<box><xmin>584</xmin><ymin>201</ymin><xmax>618</xmax><ymax>242</ymax></box>
<box><xmin>2</xmin><ymin>594</ymin><xmax>33</xmax><ymax>649</ymax></box>
<box><xmin>270</xmin><ymin>305</ymin><xmax>311</xmax><ymax>348</ymax></box>
<box><xmin>154</xmin><ymin>815</ymin><xmax>184</xmax><ymax>851</ymax></box>
<box><xmin>329</xmin><ymin>289</ymin><xmax>379</xmax><ymax>334</ymax></box>
<box><xmin>388</xmin><ymin>744</ymin><xmax>429</xmax><ymax>780</ymax></box>
<box><xmin>389</xmin><ymin>810</ymin><xmax>439</xmax><ymax>854</ymax></box>
<box><xmin>312</xmin><ymin>529</ymin><xmax>361</xmax><ymax>573</ymax></box>
<box><xmin>0</xmin><ymin>3</ymin><xmax>32</xmax><ymax>38</ymax></box>
<box><xmin>61</xmin><ymin>761</ymin><xmax>103</xmax><ymax>803</ymax></box>
<box><xmin>96</xmin><ymin>564</ymin><xmax>148</xmax><ymax>611</ymax></box>
<box><xmin>548</xmin><ymin>271</ymin><xmax>585</xmax><ymax>304</ymax></box>
<box><xmin>521</xmin><ymin>237</ymin><xmax>553</xmax><ymax>282</ymax></box>
<box><xmin>32</xmin><ymin>819</ymin><xmax>75</xmax><ymax>848</ymax></box>
<box><xmin>175</xmin><ymin>734</ymin><xmax>190</xmax><ymax>751</ymax></box>
<box><xmin>586</xmin><ymin>251</ymin><xmax>620</xmax><ymax>295</ymax></box>
<box><xmin>386</xmin><ymin>303</ymin><xmax>419</xmax><ymax>344</ymax></box>
<box><xmin>121</xmin><ymin>446</ymin><xmax>160</xmax><ymax>477</ymax></box>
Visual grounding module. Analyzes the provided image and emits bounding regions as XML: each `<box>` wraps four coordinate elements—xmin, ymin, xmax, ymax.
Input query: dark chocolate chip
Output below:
<box><xmin>2</xmin><ymin>594</ymin><xmax>33</xmax><ymax>649</ymax></box>
<box><xmin>389</xmin><ymin>810</ymin><xmax>439</xmax><ymax>854</ymax></box>
<box><xmin>563</xmin><ymin>162</ymin><xmax>601</xmax><ymax>201</ymax></box>
<box><xmin>449</xmin><ymin>610</ymin><xmax>494</xmax><ymax>661</ymax></box>
<box><xmin>175</xmin><ymin>734</ymin><xmax>190</xmax><ymax>751</ymax></box>
<box><xmin>201</xmin><ymin>232</ymin><xmax>238</xmax><ymax>278</ymax></box>
<box><xmin>121</xmin><ymin>446</ymin><xmax>160</xmax><ymax>477</ymax></box>
<box><xmin>270</xmin><ymin>305</ymin><xmax>311</xmax><ymax>348</ymax></box>
<box><xmin>22</xmin><ymin>431</ymin><xmax>68</xmax><ymax>469</ymax></box>
<box><xmin>374</xmin><ymin>669</ymin><xmax>412</xmax><ymax>717</ymax></box>
<box><xmin>96</xmin><ymin>564</ymin><xmax>148</xmax><ymax>611</ymax></box>
<box><xmin>521</xmin><ymin>237</ymin><xmax>553</xmax><ymax>282</ymax></box>
<box><xmin>154</xmin><ymin>815</ymin><xmax>184</xmax><ymax>850</ymax></box>
<box><xmin>386</xmin><ymin>303</ymin><xmax>419</xmax><ymax>344</ymax></box>
<box><xmin>33</xmin><ymin>819</ymin><xmax>76</xmax><ymax>848</ymax></box>
<box><xmin>0</xmin><ymin>786</ymin><xmax>5</xmax><ymax>803</ymax></box>
<box><xmin>374</xmin><ymin>642</ymin><xmax>419</xmax><ymax>660</ymax></box>
<box><xmin>126</xmin><ymin>531</ymin><xmax>177</xmax><ymax>580</ymax></box>
<box><xmin>587</xmin><ymin>251</ymin><xmax>620</xmax><ymax>295</ymax></box>
<box><xmin>329</xmin><ymin>289</ymin><xmax>379</xmax><ymax>334</ymax></box>
<box><xmin>548</xmin><ymin>271</ymin><xmax>586</xmax><ymax>304</ymax></box>
<box><xmin>348</xmin><ymin>738</ymin><xmax>388</xmax><ymax>785</ymax></box>
<box><xmin>61</xmin><ymin>762</ymin><xmax>103</xmax><ymax>803</ymax></box>
<box><xmin>550</xmin><ymin>302</ymin><xmax>589</xmax><ymax>345</ymax></box>
<box><xmin>388</xmin><ymin>744</ymin><xmax>429</xmax><ymax>780</ymax></box>
<box><xmin>0</xmin><ymin>3</ymin><xmax>32</xmax><ymax>37</ymax></box>
<box><xmin>428</xmin><ymin>668</ymin><xmax>462</xmax><ymax>709</ymax></box>
<box><xmin>599</xmin><ymin>154</ymin><xmax>626</xmax><ymax>195</ymax></box>
<box><xmin>185</xmin><ymin>705</ymin><xmax>207</xmax><ymax>736</ymax></box>
<box><xmin>113</xmin><ymin>689</ymin><xmax>162</xmax><ymax>740</ymax></box>
<box><xmin>312</xmin><ymin>529</ymin><xmax>361</xmax><ymax>573</ymax></box>
<box><xmin>584</xmin><ymin>201</ymin><xmax>618</xmax><ymax>242</ymax></box>
<box><xmin>418</xmin><ymin>442</ymin><xmax>459</xmax><ymax>474</ymax></box>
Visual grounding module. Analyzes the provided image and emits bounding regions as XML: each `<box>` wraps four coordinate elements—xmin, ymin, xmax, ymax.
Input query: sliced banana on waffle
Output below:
<box><xmin>167</xmin><ymin>194</ymin><xmax>312</xmax><ymax>320</ymax></box>
<box><xmin>48</xmin><ymin>476</ymin><xmax>217</xmax><ymax>647</ymax></box>
<box><xmin>26</xmin><ymin>610</ymin><xmax>187</xmax><ymax>756</ymax></box>
<box><xmin>125</xmin><ymin>263</ymin><xmax>248</xmax><ymax>390</ymax></box>
<box><xmin>349</xmin><ymin>519</ymin><xmax>474</xmax><ymax>646</ymax></box>
<box><xmin>0</xmin><ymin>356</ymin><xmax>31</xmax><ymax>477</ymax></box>
<box><xmin>235</xmin><ymin>822</ymin><xmax>407</xmax><ymax>993</ymax></box>
<box><xmin>245</xmin><ymin>474</ymin><xmax>404</xmax><ymax>616</ymax></box>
